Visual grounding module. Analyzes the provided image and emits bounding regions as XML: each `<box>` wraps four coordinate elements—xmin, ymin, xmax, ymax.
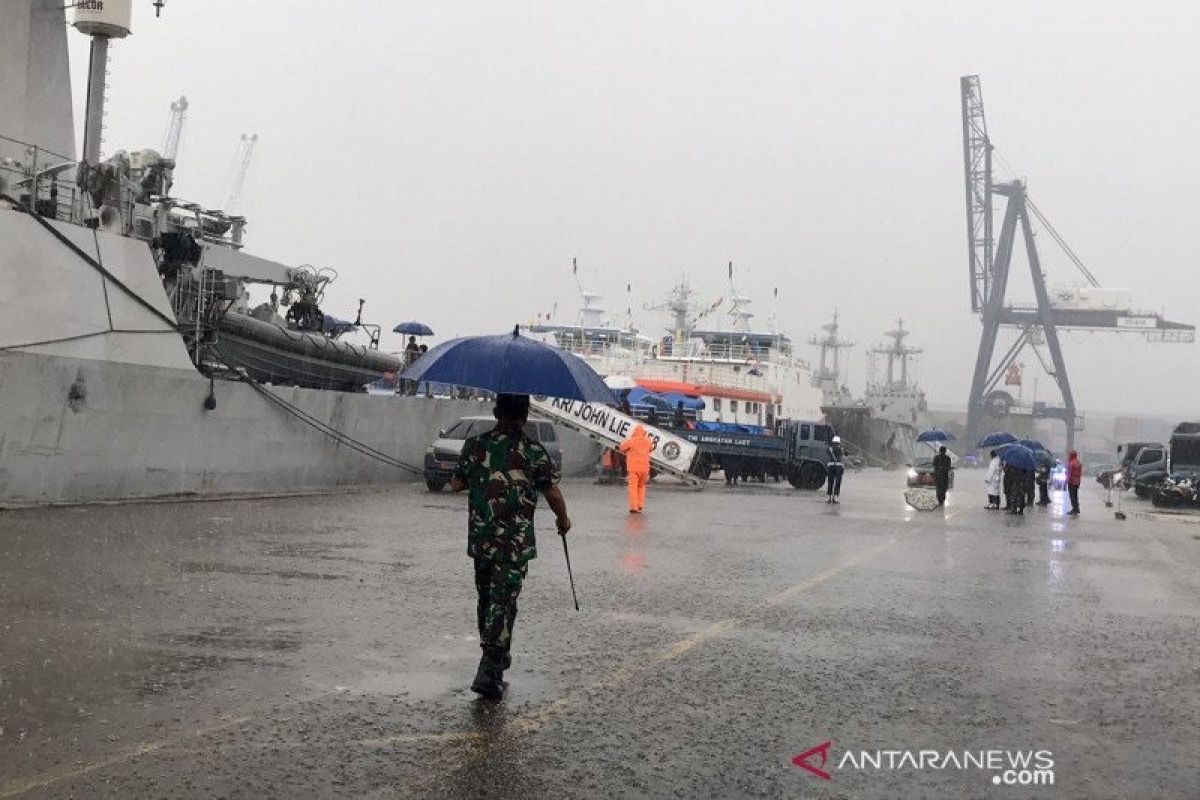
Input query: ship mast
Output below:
<box><xmin>809</xmin><ymin>310</ymin><xmax>854</xmax><ymax>390</ymax></box>
<box><xmin>726</xmin><ymin>261</ymin><xmax>754</xmax><ymax>332</ymax></box>
<box><xmin>75</xmin><ymin>2</ymin><xmax>135</xmax><ymax>163</ymax></box>
<box><xmin>871</xmin><ymin>318</ymin><xmax>922</xmax><ymax>389</ymax></box>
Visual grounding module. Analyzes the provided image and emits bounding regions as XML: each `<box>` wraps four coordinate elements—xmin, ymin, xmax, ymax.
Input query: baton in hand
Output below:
<box><xmin>559</xmin><ymin>531</ymin><xmax>580</xmax><ymax>611</ymax></box>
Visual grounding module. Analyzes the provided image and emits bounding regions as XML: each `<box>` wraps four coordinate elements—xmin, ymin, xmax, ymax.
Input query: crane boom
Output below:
<box><xmin>223</xmin><ymin>133</ymin><xmax>258</xmax><ymax>212</ymax></box>
<box><xmin>161</xmin><ymin>95</ymin><xmax>187</xmax><ymax>160</ymax></box>
<box><xmin>961</xmin><ymin>76</ymin><xmax>992</xmax><ymax>314</ymax></box>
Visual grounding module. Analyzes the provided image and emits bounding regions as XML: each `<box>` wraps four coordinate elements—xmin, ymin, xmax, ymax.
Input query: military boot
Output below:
<box><xmin>470</xmin><ymin>648</ymin><xmax>506</xmax><ymax>700</ymax></box>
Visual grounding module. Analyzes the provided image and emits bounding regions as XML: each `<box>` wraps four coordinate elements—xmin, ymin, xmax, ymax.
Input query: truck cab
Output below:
<box><xmin>1127</xmin><ymin>444</ymin><xmax>1169</xmax><ymax>498</ymax></box>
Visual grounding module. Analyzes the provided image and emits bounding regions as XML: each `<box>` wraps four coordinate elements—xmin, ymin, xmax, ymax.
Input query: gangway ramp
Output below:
<box><xmin>532</xmin><ymin>397</ymin><xmax>702</xmax><ymax>486</ymax></box>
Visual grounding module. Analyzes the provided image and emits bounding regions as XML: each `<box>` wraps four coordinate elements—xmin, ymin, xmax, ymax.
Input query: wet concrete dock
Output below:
<box><xmin>1</xmin><ymin>471</ymin><xmax>1197</xmax><ymax>798</ymax></box>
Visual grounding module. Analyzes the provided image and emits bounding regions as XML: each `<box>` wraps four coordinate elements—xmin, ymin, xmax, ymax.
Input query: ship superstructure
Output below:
<box><xmin>534</xmin><ymin>268</ymin><xmax>824</xmax><ymax>425</ymax></box>
<box><xmin>816</xmin><ymin>316</ymin><xmax>933</xmax><ymax>465</ymax></box>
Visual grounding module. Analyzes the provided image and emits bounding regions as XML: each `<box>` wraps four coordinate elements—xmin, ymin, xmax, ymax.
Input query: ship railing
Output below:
<box><xmin>634</xmin><ymin>359</ymin><xmax>773</xmax><ymax>392</ymax></box>
<box><xmin>0</xmin><ymin>134</ymin><xmax>85</xmax><ymax>224</ymax></box>
<box><xmin>658</xmin><ymin>340</ymin><xmax>805</xmax><ymax>366</ymax></box>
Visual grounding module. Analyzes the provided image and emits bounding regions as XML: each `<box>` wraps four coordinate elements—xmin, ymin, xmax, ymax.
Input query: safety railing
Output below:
<box><xmin>1</xmin><ymin>134</ymin><xmax>83</xmax><ymax>223</ymax></box>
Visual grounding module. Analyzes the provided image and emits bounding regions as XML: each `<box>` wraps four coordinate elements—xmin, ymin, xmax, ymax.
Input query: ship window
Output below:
<box><xmin>731</xmin><ymin>400</ymin><xmax>739</xmax><ymax>414</ymax></box>
<box><xmin>713</xmin><ymin>398</ymin><xmax>722</xmax><ymax>412</ymax></box>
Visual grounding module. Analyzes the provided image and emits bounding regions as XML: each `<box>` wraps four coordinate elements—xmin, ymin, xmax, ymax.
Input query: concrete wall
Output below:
<box><xmin>0</xmin><ymin>351</ymin><xmax>599</xmax><ymax>506</ymax></box>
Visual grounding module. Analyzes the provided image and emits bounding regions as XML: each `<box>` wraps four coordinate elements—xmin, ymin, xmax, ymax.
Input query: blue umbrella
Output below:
<box><xmin>916</xmin><ymin>429</ymin><xmax>955</xmax><ymax>443</ymax></box>
<box><xmin>393</xmin><ymin>321</ymin><xmax>434</xmax><ymax>336</ymax></box>
<box><xmin>997</xmin><ymin>444</ymin><xmax>1038</xmax><ymax>471</ymax></box>
<box><xmin>398</xmin><ymin>326</ymin><xmax>615</xmax><ymax>402</ymax></box>
<box><xmin>978</xmin><ymin>431</ymin><xmax>1018</xmax><ymax>449</ymax></box>
<box><xmin>1018</xmin><ymin>438</ymin><xmax>1047</xmax><ymax>452</ymax></box>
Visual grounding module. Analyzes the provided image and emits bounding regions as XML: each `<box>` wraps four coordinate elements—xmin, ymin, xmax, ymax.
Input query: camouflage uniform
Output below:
<box><xmin>453</xmin><ymin>426</ymin><xmax>558</xmax><ymax>653</ymax></box>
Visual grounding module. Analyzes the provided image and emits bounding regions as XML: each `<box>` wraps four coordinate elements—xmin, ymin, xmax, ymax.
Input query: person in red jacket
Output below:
<box><xmin>1066</xmin><ymin>450</ymin><xmax>1083</xmax><ymax>516</ymax></box>
<box><xmin>619</xmin><ymin>424</ymin><xmax>653</xmax><ymax>513</ymax></box>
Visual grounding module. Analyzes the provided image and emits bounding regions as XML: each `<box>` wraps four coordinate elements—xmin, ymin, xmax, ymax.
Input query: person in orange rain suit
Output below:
<box><xmin>618</xmin><ymin>424</ymin><xmax>653</xmax><ymax>513</ymax></box>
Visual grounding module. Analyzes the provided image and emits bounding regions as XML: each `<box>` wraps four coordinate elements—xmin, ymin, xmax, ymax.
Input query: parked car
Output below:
<box><xmin>1047</xmin><ymin>463</ymin><xmax>1067</xmax><ymax>491</ymax></box>
<box><xmin>907</xmin><ymin>457</ymin><xmax>954</xmax><ymax>489</ymax></box>
<box><xmin>423</xmin><ymin>416</ymin><xmax>562</xmax><ymax>492</ymax></box>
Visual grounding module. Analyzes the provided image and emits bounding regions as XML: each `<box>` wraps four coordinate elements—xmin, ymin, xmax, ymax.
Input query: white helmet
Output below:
<box><xmin>832</xmin><ymin>435</ymin><xmax>842</xmax><ymax>444</ymax></box>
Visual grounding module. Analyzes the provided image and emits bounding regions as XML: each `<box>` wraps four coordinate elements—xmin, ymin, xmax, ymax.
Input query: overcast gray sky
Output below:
<box><xmin>71</xmin><ymin>0</ymin><xmax>1199</xmax><ymax>416</ymax></box>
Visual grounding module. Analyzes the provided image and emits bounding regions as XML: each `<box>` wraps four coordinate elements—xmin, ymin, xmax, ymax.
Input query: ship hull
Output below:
<box><xmin>0</xmin><ymin>350</ymin><xmax>598</xmax><ymax>506</ymax></box>
<box><xmin>822</xmin><ymin>404</ymin><xmax>916</xmax><ymax>466</ymax></box>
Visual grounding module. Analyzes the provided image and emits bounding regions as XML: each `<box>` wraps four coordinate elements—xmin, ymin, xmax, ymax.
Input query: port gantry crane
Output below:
<box><xmin>960</xmin><ymin>75</ymin><xmax>1194</xmax><ymax>451</ymax></box>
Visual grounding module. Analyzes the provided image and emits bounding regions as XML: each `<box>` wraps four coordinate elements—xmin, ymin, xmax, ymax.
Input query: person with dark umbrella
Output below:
<box><xmin>932</xmin><ymin>446</ymin><xmax>953</xmax><ymax>505</ymax></box>
<box><xmin>451</xmin><ymin>393</ymin><xmax>572</xmax><ymax>699</ymax></box>
<box><xmin>1036</xmin><ymin>461</ymin><xmax>1052</xmax><ymax>506</ymax></box>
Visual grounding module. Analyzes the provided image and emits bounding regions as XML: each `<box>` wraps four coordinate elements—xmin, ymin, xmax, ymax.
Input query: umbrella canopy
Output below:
<box><xmin>997</xmin><ymin>444</ymin><xmax>1039</xmax><ymax>471</ymax></box>
<box><xmin>916</xmin><ymin>429</ymin><xmax>955</xmax><ymax>443</ymax></box>
<box><xmin>393</xmin><ymin>321</ymin><xmax>434</xmax><ymax>336</ymax></box>
<box><xmin>1018</xmin><ymin>438</ymin><xmax>1047</xmax><ymax>452</ymax></box>
<box><xmin>977</xmin><ymin>431</ymin><xmax>1018</xmax><ymax>449</ymax></box>
<box><xmin>604</xmin><ymin>375</ymin><xmax>638</xmax><ymax>390</ymax></box>
<box><xmin>398</xmin><ymin>326</ymin><xmax>615</xmax><ymax>402</ymax></box>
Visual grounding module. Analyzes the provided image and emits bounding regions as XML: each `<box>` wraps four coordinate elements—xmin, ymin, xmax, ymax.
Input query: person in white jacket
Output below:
<box><xmin>985</xmin><ymin>450</ymin><xmax>1002</xmax><ymax>509</ymax></box>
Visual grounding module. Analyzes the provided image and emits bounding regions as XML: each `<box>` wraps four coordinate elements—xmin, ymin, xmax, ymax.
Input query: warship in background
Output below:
<box><xmin>813</xmin><ymin>315</ymin><xmax>932</xmax><ymax>466</ymax></box>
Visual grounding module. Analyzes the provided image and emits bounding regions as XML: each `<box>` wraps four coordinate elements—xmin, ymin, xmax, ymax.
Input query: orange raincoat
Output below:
<box><xmin>619</xmin><ymin>424</ymin><xmax>653</xmax><ymax>512</ymax></box>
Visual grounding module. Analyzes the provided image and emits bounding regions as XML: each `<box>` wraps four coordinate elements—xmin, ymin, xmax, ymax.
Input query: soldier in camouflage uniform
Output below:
<box><xmin>451</xmin><ymin>393</ymin><xmax>572</xmax><ymax>699</ymax></box>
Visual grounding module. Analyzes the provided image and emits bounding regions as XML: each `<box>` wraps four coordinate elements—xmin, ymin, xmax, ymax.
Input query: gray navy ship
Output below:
<box><xmin>811</xmin><ymin>313</ymin><xmax>932</xmax><ymax>466</ymax></box>
<box><xmin>0</xmin><ymin>1</ymin><xmax>593</xmax><ymax>505</ymax></box>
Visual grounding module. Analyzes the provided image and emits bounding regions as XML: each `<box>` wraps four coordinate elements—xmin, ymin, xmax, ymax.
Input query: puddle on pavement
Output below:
<box><xmin>177</xmin><ymin>561</ymin><xmax>348</xmax><ymax>581</ymax></box>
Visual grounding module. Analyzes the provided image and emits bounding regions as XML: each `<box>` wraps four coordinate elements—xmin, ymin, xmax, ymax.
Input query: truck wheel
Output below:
<box><xmin>425</xmin><ymin>478</ymin><xmax>446</xmax><ymax>492</ymax></box>
<box><xmin>789</xmin><ymin>461</ymin><xmax>826</xmax><ymax>490</ymax></box>
<box><xmin>800</xmin><ymin>462</ymin><xmax>827</xmax><ymax>490</ymax></box>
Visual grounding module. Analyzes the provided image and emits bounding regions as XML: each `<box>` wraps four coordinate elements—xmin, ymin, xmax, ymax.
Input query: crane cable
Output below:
<box><xmin>988</xmin><ymin>146</ymin><xmax>1102</xmax><ymax>288</ymax></box>
<box><xmin>1025</xmin><ymin>197</ymin><xmax>1102</xmax><ymax>288</ymax></box>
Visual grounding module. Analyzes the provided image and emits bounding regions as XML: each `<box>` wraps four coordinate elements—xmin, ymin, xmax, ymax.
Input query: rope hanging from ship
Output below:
<box><xmin>0</xmin><ymin>191</ymin><xmax>181</xmax><ymax>333</ymax></box>
<box><xmin>237</xmin><ymin>379</ymin><xmax>425</xmax><ymax>475</ymax></box>
<box><xmin>4</xmin><ymin>190</ymin><xmax>424</xmax><ymax>476</ymax></box>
